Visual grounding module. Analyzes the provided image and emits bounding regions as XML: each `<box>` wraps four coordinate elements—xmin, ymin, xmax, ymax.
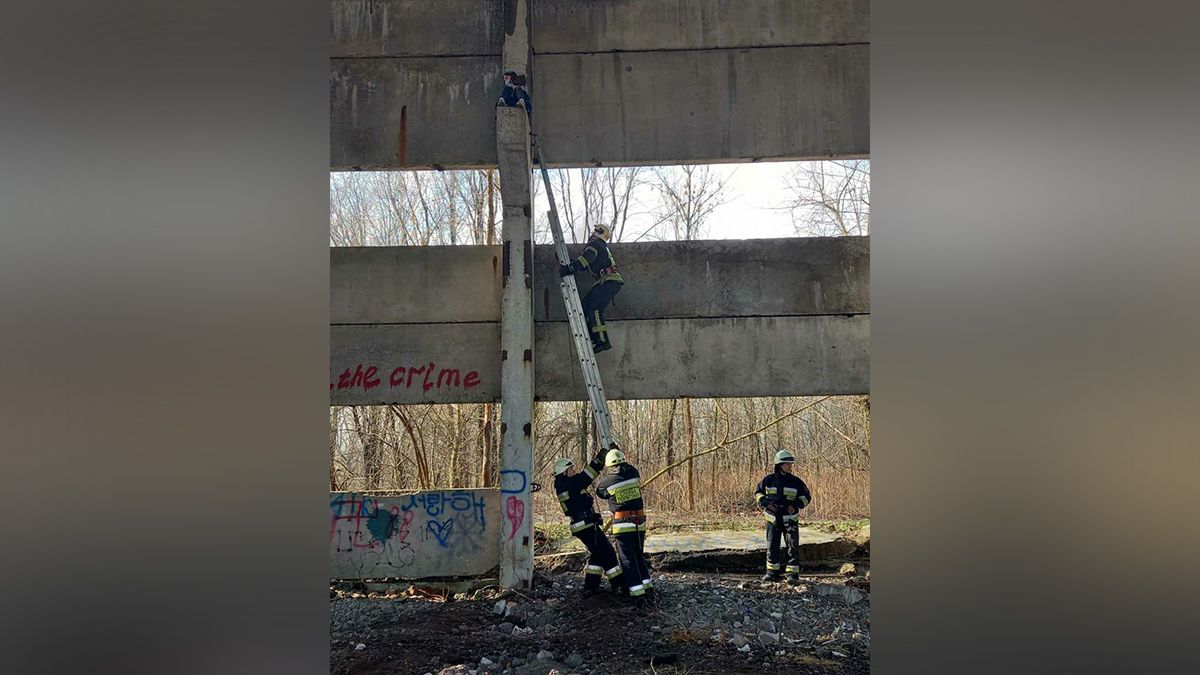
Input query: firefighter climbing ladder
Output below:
<box><xmin>531</xmin><ymin>135</ymin><xmax>617</xmax><ymax>451</ymax></box>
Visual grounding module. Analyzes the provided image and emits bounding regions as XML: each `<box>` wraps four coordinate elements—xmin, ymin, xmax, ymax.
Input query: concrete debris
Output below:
<box><xmin>494</xmin><ymin>600</ymin><xmax>508</xmax><ymax>615</ymax></box>
<box><xmin>355</xmin><ymin>643</ymin><xmax>366</xmax><ymax>651</ymax></box>
<box><xmin>332</xmin><ymin>568</ymin><xmax>869</xmax><ymax>673</ymax></box>
<box><xmin>813</xmin><ymin>583</ymin><xmax>864</xmax><ymax>605</ymax></box>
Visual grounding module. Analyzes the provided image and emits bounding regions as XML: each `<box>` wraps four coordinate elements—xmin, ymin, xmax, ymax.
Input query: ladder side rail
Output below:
<box><xmin>533</xmin><ymin>141</ymin><xmax>617</xmax><ymax>449</ymax></box>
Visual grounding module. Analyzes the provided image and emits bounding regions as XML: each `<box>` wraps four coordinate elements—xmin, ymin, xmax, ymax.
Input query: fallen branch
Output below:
<box><xmin>596</xmin><ymin>396</ymin><xmax>833</xmax><ymax>533</ymax></box>
<box><xmin>641</xmin><ymin>396</ymin><xmax>832</xmax><ymax>490</ymax></box>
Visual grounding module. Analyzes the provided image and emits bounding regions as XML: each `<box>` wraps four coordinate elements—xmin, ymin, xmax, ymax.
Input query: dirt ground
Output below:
<box><xmin>331</xmin><ymin>566</ymin><xmax>869</xmax><ymax>675</ymax></box>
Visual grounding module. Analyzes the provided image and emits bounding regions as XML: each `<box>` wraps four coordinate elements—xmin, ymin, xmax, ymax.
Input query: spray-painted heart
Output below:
<box><xmin>426</xmin><ymin>518</ymin><xmax>454</xmax><ymax>546</ymax></box>
<box><xmin>505</xmin><ymin>496</ymin><xmax>525</xmax><ymax>540</ymax></box>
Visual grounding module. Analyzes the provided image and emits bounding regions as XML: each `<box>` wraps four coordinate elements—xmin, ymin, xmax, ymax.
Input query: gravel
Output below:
<box><xmin>330</xmin><ymin>569</ymin><xmax>869</xmax><ymax>674</ymax></box>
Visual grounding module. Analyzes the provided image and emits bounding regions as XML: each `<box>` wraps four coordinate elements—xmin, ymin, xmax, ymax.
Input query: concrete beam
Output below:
<box><xmin>331</xmin><ymin>237</ymin><xmax>869</xmax><ymax>325</ymax></box>
<box><xmin>536</xmin><ymin>315</ymin><xmax>869</xmax><ymax>400</ymax></box>
<box><xmin>331</xmin><ymin>45</ymin><xmax>867</xmax><ymax>169</ymax></box>
<box><xmin>535</xmin><ymin>237</ymin><xmax>869</xmax><ymax>321</ymax></box>
<box><xmin>532</xmin><ymin>45</ymin><xmax>869</xmax><ymax>166</ymax></box>
<box><xmin>531</xmin><ymin>0</ymin><xmax>868</xmax><ymax>53</ymax></box>
<box><xmin>331</xmin><ymin>246</ymin><xmax>502</xmax><ymax>325</ymax></box>
<box><xmin>331</xmin><ymin>1</ymin><xmax>868</xmax><ymax>58</ymax></box>
<box><xmin>330</xmin><ymin>314</ymin><xmax>869</xmax><ymax>404</ymax></box>
<box><xmin>330</xmin><ymin>56</ymin><xmax>502</xmax><ymax>170</ymax></box>
<box><xmin>330</xmin><ymin>0</ymin><xmax>504</xmax><ymax>58</ymax></box>
<box><xmin>330</xmin><ymin>322</ymin><xmax>499</xmax><ymax>405</ymax></box>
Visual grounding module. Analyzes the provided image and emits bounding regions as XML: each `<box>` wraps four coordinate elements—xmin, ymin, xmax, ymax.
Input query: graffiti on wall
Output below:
<box><xmin>329</xmin><ymin>489</ymin><xmax>499</xmax><ymax>579</ymax></box>
<box><xmin>330</xmin><ymin>362</ymin><xmax>482</xmax><ymax>393</ymax></box>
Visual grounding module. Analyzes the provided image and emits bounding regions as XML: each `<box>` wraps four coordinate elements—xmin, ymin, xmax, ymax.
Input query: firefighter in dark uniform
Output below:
<box><xmin>754</xmin><ymin>450</ymin><xmax>812</xmax><ymax>585</ymax></box>
<box><xmin>595</xmin><ymin>447</ymin><xmax>652</xmax><ymax>599</ymax></box>
<box><xmin>558</xmin><ymin>224</ymin><xmax>624</xmax><ymax>353</ymax></box>
<box><xmin>552</xmin><ymin>454</ymin><xmax>626</xmax><ymax>594</ymax></box>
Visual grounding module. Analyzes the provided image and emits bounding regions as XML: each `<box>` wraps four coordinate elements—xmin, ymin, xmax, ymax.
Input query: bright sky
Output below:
<box><xmin>530</xmin><ymin>161</ymin><xmax>803</xmax><ymax>243</ymax></box>
<box><xmin>708</xmin><ymin>162</ymin><xmax>798</xmax><ymax>239</ymax></box>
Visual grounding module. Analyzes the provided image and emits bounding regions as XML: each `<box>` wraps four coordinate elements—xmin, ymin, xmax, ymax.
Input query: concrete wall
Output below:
<box><xmin>330</xmin><ymin>314</ymin><xmax>868</xmax><ymax>404</ymax></box>
<box><xmin>330</xmin><ymin>236</ymin><xmax>870</xmax><ymax>403</ymax></box>
<box><xmin>331</xmin><ymin>237</ymin><xmax>868</xmax><ymax>324</ymax></box>
<box><xmin>531</xmin><ymin>0</ymin><xmax>868</xmax><ymax>52</ymax></box>
<box><xmin>332</xmin><ymin>245</ymin><xmax>502</xmax><ymax>325</ymax></box>
<box><xmin>331</xmin><ymin>322</ymin><xmax>499</xmax><ymax>405</ymax></box>
<box><xmin>330</xmin><ymin>57</ymin><xmax>502</xmax><ymax>169</ymax></box>
<box><xmin>532</xmin><ymin>45</ymin><xmax>868</xmax><ymax>166</ymax></box>
<box><xmin>330</xmin><ymin>489</ymin><xmax>500</xmax><ymax>579</ymax></box>
<box><xmin>328</xmin><ymin>0</ymin><xmax>867</xmax><ymax>58</ymax></box>
<box><xmin>330</xmin><ymin>0</ymin><xmax>504</xmax><ymax>57</ymax></box>
<box><xmin>330</xmin><ymin>0</ymin><xmax>868</xmax><ymax>168</ymax></box>
<box><xmin>535</xmin><ymin>237</ymin><xmax>869</xmax><ymax>321</ymax></box>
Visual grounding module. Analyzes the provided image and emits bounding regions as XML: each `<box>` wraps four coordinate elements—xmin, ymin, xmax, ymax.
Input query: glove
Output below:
<box><xmin>559</xmin><ymin>264</ymin><xmax>573</xmax><ymax>277</ymax></box>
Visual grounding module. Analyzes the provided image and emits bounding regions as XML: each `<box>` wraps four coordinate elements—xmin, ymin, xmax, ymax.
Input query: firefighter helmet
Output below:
<box><xmin>592</xmin><ymin>223</ymin><xmax>613</xmax><ymax>241</ymax></box>
<box><xmin>553</xmin><ymin>458</ymin><xmax>574</xmax><ymax>475</ymax></box>
<box><xmin>774</xmin><ymin>449</ymin><xmax>796</xmax><ymax>465</ymax></box>
<box><xmin>605</xmin><ymin>448</ymin><xmax>626</xmax><ymax>467</ymax></box>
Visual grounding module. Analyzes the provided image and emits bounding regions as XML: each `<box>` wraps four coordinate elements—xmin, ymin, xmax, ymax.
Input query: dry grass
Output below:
<box><xmin>533</xmin><ymin>463</ymin><xmax>868</xmax><ymax>535</ymax></box>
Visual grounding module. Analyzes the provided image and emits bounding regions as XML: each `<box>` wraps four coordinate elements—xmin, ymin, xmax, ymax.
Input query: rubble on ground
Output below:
<box><xmin>331</xmin><ymin>567</ymin><xmax>870</xmax><ymax>674</ymax></box>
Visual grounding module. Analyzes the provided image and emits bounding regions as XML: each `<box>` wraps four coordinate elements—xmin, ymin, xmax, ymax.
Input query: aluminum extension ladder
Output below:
<box><xmin>530</xmin><ymin>135</ymin><xmax>617</xmax><ymax>451</ymax></box>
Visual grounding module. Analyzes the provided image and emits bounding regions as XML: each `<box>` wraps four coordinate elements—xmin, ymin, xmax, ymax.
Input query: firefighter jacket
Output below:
<box><xmin>754</xmin><ymin>470</ymin><xmax>812</xmax><ymax>523</ymax></box>
<box><xmin>568</xmin><ymin>236</ymin><xmax>624</xmax><ymax>284</ymax></box>
<box><xmin>595</xmin><ymin>463</ymin><xmax>644</xmax><ymax>513</ymax></box>
<box><xmin>553</xmin><ymin>453</ymin><xmax>607</xmax><ymax>530</ymax></box>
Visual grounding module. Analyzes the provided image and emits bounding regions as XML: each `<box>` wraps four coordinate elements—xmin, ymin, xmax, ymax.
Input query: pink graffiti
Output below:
<box><xmin>396</xmin><ymin>508</ymin><xmax>414</xmax><ymax>543</ymax></box>
<box><xmin>505</xmin><ymin>496</ymin><xmax>525</xmax><ymax>540</ymax></box>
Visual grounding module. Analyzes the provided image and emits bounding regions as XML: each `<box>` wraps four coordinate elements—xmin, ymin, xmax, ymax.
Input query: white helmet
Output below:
<box><xmin>774</xmin><ymin>449</ymin><xmax>796</xmax><ymax>465</ymax></box>
<box><xmin>553</xmin><ymin>458</ymin><xmax>574</xmax><ymax>475</ymax></box>
<box><xmin>605</xmin><ymin>448</ymin><xmax>626</xmax><ymax>467</ymax></box>
<box><xmin>592</xmin><ymin>223</ymin><xmax>613</xmax><ymax>241</ymax></box>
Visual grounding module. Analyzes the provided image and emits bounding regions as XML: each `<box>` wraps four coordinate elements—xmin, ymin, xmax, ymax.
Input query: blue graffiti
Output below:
<box><xmin>427</xmin><ymin>518</ymin><xmax>454</xmax><ymax>546</ymax></box>
<box><xmin>402</xmin><ymin>490</ymin><xmax>487</xmax><ymax>525</ymax></box>
<box><xmin>500</xmin><ymin>469</ymin><xmax>528</xmax><ymax>494</ymax></box>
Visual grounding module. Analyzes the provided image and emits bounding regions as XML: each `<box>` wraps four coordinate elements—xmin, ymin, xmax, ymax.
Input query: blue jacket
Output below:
<box><xmin>498</xmin><ymin>84</ymin><xmax>532</xmax><ymax>112</ymax></box>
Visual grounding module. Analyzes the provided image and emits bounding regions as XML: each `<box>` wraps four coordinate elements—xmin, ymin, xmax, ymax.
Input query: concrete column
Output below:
<box><xmin>496</xmin><ymin>103</ymin><xmax>534</xmax><ymax>589</ymax></box>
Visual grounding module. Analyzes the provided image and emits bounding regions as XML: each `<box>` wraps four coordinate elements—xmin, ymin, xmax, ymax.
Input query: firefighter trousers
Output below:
<box><xmin>612</xmin><ymin>516</ymin><xmax>651</xmax><ymax>596</ymax></box>
<box><xmin>765</xmin><ymin>515</ymin><xmax>801</xmax><ymax>576</ymax></box>
<box><xmin>581</xmin><ymin>281</ymin><xmax>623</xmax><ymax>349</ymax></box>
<box><xmin>571</xmin><ymin>520</ymin><xmax>623</xmax><ymax>590</ymax></box>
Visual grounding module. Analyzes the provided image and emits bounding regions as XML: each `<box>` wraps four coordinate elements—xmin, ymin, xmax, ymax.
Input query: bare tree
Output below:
<box><xmin>650</xmin><ymin>165</ymin><xmax>733</xmax><ymax>241</ymax></box>
<box><xmin>781</xmin><ymin>159</ymin><xmax>870</xmax><ymax>236</ymax></box>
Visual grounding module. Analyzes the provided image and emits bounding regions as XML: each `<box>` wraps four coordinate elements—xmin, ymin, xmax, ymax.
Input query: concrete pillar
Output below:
<box><xmin>495</xmin><ymin>102</ymin><xmax>534</xmax><ymax>588</ymax></box>
<box><xmin>495</xmin><ymin>0</ymin><xmax>535</xmax><ymax>591</ymax></box>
